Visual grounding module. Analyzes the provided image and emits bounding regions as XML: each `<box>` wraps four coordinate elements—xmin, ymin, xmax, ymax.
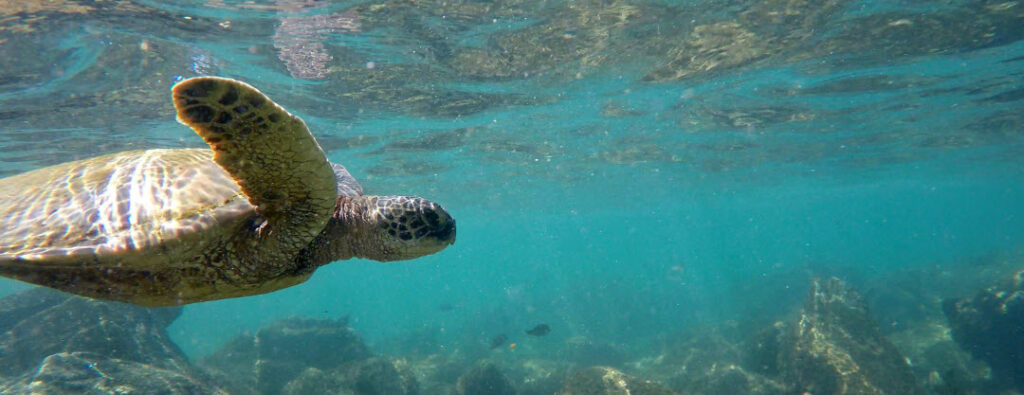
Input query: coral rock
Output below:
<box><xmin>779</xmin><ymin>277</ymin><xmax>921</xmax><ymax>394</ymax></box>
<box><xmin>201</xmin><ymin>316</ymin><xmax>372</xmax><ymax>394</ymax></box>
<box><xmin>0</xmin><ymin>288</ymin><xmax>218</xmax><ymax>393</ymax></box>
<box><xmin>943</xmin><ymin>269</ymin><xmax>1024</xmax><ymax>388</ymax></box>
<box><xmin>456</xmin><ymin>361</ymin><xmax>516</xmax><ymax>395</ymax></box>
<box><xmin>562</xmin><ymin>366</ymin><xmax>675</xmax><ymax>395</ymax></box>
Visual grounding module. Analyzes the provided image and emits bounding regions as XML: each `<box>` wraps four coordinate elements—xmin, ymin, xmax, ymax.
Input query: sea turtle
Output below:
<box><xmin>0</xmin><ymin>77</ymin><xmax>455</xmax><ymax>306</ymax></box>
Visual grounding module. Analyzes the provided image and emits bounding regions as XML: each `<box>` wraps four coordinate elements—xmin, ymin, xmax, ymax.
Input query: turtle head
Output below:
<box><xmin>325</xmin><ymin>195</ymin><xmax>455</xmax><ymax>262</ymax></box>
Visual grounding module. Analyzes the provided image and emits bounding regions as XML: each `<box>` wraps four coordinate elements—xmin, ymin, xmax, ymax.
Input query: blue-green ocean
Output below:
<box><xmin>0</xmin><ymin>1</ymin><xmax>1022</xmax><ymax>394</ymax></box>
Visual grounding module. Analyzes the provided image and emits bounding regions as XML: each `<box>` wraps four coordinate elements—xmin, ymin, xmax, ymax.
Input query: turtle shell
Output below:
<box><xmin>0</xmin><ymin>148</ymin><xmax>254</xmax><ymax>262</ymax></box>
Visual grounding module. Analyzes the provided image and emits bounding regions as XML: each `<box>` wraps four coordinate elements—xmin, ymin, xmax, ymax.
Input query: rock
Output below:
<box><xmin>640</xmin><ymin>328</ymin><xmax>785</xmax><ymax>395</ymax></box>
<box><xmin>678</xmin><ymin>364</ymin><xmax>786</xmax><ymax>395</ymax></box>
<box><xmin>199</xmin><ymin>317</ymin><xmax>419</xmax><ymax>395</ymax></box>
<box><xmin>663</xmin><ymin>331</ymin><xmax>786</xmax><ymax>395</ymax></box>
<box><xmin>943</xmin><ymin>269</ymin><xmax>1024</xmax><ymax>389</ymax></box>
<box><xmin>779</xmin><ymin>277</ymin><xmax>922</xmax><ymax>395</ymax></box>
<box><xmin>918</xmin><ymin>339</ymin><xmax>991</xmax><ymax>394</ymax></box>
<box><xmin>0</xmin><ymin>288</ymin><xmax>185</xmax><ymax>376</ymax></box>
<box><xmin>514</xmin><ymin>359</ymin><xmax>571</xmax><ymax>395</ymax></box>
<box><xmin>0</xmin><ymin>288</ymin><xmax>219</xmax><ymax>394</ymax></box>
<box><xmin>885</xmin><ymin>318</ymin><xmax>993</xmax><ymax>394</ymax></box>
<box><xmin>198</xmin><ymin>334</ymin><xmax>259</xmax><ymax>394</ymax></box>
<box><xmin>282</xmin><ymin>367</ymin><xmax>352</xmax><ymax>395</ymax></box>
<box><xmin>403</xmin><ymin>352</ymin><xmax>470</xmax><ymax>395</ymax></box>
<box><xmin>455</xmin><ymin>361</ymin><xmax>516</xmax><ymax>395</ymax></box>
<box><xmin>663</xmin><ymin>330</ymin><xmax>742</xmax><ymax>370</ymax></box>
<box><xmin>339</xmin><ymin>357</ymin><xmax>419</xmax><ymax>395</ymax></box>
<box><xmin>255</xmin><ymin>317</ymin><xmax>371</xmax><ymax>394</ymax></box>
<box><xmin>3</xmin><ymin>352</ymin><xmax>218</xmax><ymax>394</ymax></box>
<box><xmin>742</xmin><ymin>322</ymin><xmax>787</xmax><ymax>377</ymax></box>
<box><xmin>281</xmin><ymin>358</ymin><xmax>418</xmax><ymax>395</ymax></box>
<box><xmin>561</xmin><ymin>366</ymin><xmax>676</xmax><ymax>395</ymax></box>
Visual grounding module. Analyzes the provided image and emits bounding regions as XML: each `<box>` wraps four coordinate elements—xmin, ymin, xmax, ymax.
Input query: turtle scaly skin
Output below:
<box><xmin>0</xmin><ymin>77</ymin><xmax>455</xmax><ymax>306</ymax></box>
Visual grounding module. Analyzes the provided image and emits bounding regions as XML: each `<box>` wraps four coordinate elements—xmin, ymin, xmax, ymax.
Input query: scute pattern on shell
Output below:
<box><xmin>0</xmin><ymin>149</ymin><xmax>251</xmax><ymax>260</ymax></box>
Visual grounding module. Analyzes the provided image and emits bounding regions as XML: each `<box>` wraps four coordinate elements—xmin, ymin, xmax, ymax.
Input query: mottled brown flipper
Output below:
<box><xmin>172</xmin><ymin>77</ymin><xmax>336</xmax><ymax>255</ymax></box>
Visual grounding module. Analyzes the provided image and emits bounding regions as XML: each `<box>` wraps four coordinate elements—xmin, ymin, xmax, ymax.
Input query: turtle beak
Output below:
<box><xmin>429</xmin><ymin>207</ymin><xmax>456</xmax><ymax>245</ymax></box>
<box><xmin>445</xmin><ymin>218</ymin><xmax>456</xmax><ymax>244</ymax></box>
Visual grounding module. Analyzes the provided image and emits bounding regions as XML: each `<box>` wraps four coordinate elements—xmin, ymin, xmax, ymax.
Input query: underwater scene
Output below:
<box><xmin>0</xmin><ymin>0</ymin><xmax>1023</xmax><ymax>394</ymax></box>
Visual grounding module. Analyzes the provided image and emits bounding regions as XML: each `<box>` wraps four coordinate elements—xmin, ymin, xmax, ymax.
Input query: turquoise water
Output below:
<box><xmin>1</xmin><ymin>0</ymin><xmax>1023</xmax><ymax>390</ymax></box>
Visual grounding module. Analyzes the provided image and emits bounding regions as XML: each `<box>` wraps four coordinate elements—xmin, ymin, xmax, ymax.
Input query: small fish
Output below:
<box><xmin>525</xmin><ymin>324</ymin><xmax>550</xmax><ymax>336</ymax></box>
<box><xmin>509</xmin><ymin>343</ymin><xmax>517</xmax><ymax>350</ymax></box>
<box><xmin>489</xmin><ymin>334</ymin><xmax>508</xmax><ymax>349</ymax></box>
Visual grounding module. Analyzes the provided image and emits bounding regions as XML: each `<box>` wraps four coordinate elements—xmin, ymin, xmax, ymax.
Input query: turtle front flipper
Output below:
<box><xmin>172</xmin><ymin>77</ymin><xmax>336</xmax><ymax>261</ymax></box>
